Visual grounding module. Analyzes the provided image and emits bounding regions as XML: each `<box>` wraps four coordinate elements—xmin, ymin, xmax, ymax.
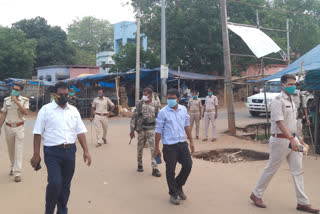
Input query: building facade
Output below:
<box><xmin>114</xmin><ymin>21</ymin><xmax>147</xmax><ymax>53</ymax></box>
<box><xmin>37</xmin><ymin>65</ymin><xmax>100</xmax><ymax>82</ymax></box>
<box><xmin>96</xmin><ymin>51</ymin><xmax>115</xmax><ymax>74</ymax></box>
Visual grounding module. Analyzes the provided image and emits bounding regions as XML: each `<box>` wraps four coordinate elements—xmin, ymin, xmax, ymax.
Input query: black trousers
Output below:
<box><xmin>163</xmin><ymin>142</ymin><xmax>193</xmax><ymax>196</ymax></box>
<box><xmin>44</xmin><ymin>144</ymin><xmax>76</xmax><ymax>214</ymax></box>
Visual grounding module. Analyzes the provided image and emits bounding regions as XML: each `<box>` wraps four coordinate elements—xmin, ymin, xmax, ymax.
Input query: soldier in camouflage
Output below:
<box><xmin>130</xmin><ymin>88</ymin><xmax>161</xmax><ymax>177</ymax></box>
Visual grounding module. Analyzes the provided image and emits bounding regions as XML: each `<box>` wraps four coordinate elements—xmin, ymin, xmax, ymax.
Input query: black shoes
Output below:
<box><xmin>137</xmin><ymin>165</ymin><xmax>144</xmax><ymax>172</ymax></box>
<box><xmin>177</xmin><ymin>190</ymin><xmax>187</xmax><ymax>200</ymax></box>
<box><xmin>170</xmin><ymin>195</ymin><xmax>180</xmax><ymax>205</ymax></box>
<box><xmin>152</xmin><ymin>169</ymin><xmax>161</xmax><ymax>177</ymax></box>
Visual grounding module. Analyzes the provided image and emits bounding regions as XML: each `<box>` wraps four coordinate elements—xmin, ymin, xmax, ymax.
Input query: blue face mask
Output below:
<box><xmin>167</xmin><ymin>99</ymin><xmax>177</xmax><ymax>108</ymax></box>
<box><xmin>208</xmin><ymin>92</ymin><xmax>213</xmax><ymax>96</ymax></box>
<box><xmin>69</xmin><ymin>92</ymin><xmax>75</xmax><ymax>96</ymax></box>
<box><xmin>284</xmin><ymin>85</ymin><xmax>296</xmax><ymax>95</ymax></box>
<box><xmin>12</xmin><ymin>90</ymin><xmax>20</xmax><ymax>96</ymax></box>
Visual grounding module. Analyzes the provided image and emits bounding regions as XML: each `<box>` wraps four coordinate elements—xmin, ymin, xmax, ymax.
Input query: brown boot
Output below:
<box><xmin>297</xmin><ymin>204</ymin><xmax>319</xmax><ymax>213</ymax></box>
<box><xmin>250</xmin><ymin>193</ymin><xmax>266</xmax><ymax>208</ymax></box>
<box><xmin>14</xmin><ymin>176</ymin><xmax>22</xmax><ymax>183</ymax></box>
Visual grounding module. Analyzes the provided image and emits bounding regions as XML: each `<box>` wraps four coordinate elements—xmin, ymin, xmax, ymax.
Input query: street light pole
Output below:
<box><xmin>161</xmin><ymin>0</ymin><xmax>167</xmax><ymax>103</ymax></box>
<box><xmin>220</xmin><ymin>0</ymin><xmax>236</xmax><ymax>135</ymax></box>
<box><xmin>135</xmin><ymin>0</ymin><xmax>141</xmax><ymax>104</ymax></box>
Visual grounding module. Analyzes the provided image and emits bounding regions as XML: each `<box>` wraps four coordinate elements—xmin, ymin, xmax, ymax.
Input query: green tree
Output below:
<box><xmin>13</xmin><ymin>17</ymin><xmax>75</xmax><ymax>71</ymax></box>
<box><xmin>111</xmin><ymin>43</ymin><xmax>159</xmax><ymax>72</ymax></box>
<box><xmin>0</xmin><ymin>26</ymin><xmax>36</xmax><ymax>80</ymax></box>
<box><xmin>67</xmin><ymin>16</ymin><xmax>114</xmax><ymax>65</ymax></box>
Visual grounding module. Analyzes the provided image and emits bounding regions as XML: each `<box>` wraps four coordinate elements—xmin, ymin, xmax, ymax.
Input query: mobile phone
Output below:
<box><xmin>35</xmin><ymin>163</ymin><xmax>41</xmax><ymax>171</ymax></box>
<box><xmin>288</xmin><ymin>144</ymin><xmax>304</xmax><ymax>152</ymax></box>
<box><xmin>156</xmin><ymin>154</ymin><xmax>162</xmax><ymax>164</ymax></box>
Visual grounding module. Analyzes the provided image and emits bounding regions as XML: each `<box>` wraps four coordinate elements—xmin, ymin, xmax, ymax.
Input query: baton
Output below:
<box><xmin>129</xmin><ymin>138</ymin><xmax>133</xmax><ymax>145</ymax></box>
<box><xmin>308</xmin><ymin>126</ymin><xmax>318</xmax><ymax>160</ymax></box>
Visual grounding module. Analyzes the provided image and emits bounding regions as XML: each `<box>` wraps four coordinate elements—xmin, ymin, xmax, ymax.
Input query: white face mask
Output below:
<box><xmin>294</xmin><ymin>89</ymin><xmax>300</xmax><ymax>94</ymax></box>
<box><xmin>142</xmin><ymin>95</ymin><xmax>149</xmax><ymax>101</ymax></box>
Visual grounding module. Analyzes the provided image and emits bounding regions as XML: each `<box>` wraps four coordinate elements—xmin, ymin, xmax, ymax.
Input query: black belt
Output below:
<box><xmin>51</xmin><ymin>144</ymin><xmax>75</xmax><ymax>149</ymax></box>
<box><xmin>163</xmin><ymin>142</ymin><xmax>187</xmax><ymax>147</ymax></box>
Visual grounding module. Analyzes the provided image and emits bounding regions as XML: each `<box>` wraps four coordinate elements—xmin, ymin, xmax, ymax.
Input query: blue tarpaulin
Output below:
<box><xmin>250</xmin><ymin>44</ymin><xmax>320</xmax><ymax>82</ymax></box>
<box><xmin>301</xmin><ymin>69</ymin><xmax>320</xmax><ymax>91</ymax></box>
<box><xmin>98</xmin><ymin>82</ymin><xmax>116</xmax><ymax>88</ymax></box>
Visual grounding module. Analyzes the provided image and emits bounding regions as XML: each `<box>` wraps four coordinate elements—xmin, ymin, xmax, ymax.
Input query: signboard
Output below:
<box><xmin>161</xmin><ymin>64</ymin><xmax>169</xmax><ymax>79</ymax></box>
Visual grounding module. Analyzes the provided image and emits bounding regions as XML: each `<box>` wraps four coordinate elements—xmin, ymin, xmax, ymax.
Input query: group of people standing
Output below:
<box><xmin>187</xmin><ymin>88</ymin><xmax>219</xmax><ymax>141</ymax></box>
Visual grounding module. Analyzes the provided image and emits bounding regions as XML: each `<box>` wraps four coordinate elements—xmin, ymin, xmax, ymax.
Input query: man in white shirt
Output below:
<box><xmin>202</xmin><ymin>88</ymin><xmax>219</xmax><ymax>142</ymax></box>
<box><xmin>31</xmin><ymin>82</ymin><xmax>92</xmax><ymax>214</ymax></box>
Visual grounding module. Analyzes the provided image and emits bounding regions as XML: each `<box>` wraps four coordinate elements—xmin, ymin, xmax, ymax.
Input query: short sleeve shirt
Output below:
<box><xmin>188</xmin><ymin>98</ymin><xmax>202</xmax><ymax>112</ymax></box>
<box><xmin>92</xmin><ymin>97</ymin><xmax>114</xmax><ymax>114</ymax></box>
<box><xmin>205</xmin><ymin>95</ymin><xmax>218</xmax><ymax>111</ymax></box>
<box><xmin>1</xmin><ymin>96</ymin><xmax>29</xmax><ymax>123</ymax></box>
<box><xmin>292</xmin><ymin>92</ymin><xmax>307</xmax><ymax>110</ymax></box>
<box><xmin>270</xmin><ymin>91</ymin><xmax>297</xmax><ymax>134</ymax></box>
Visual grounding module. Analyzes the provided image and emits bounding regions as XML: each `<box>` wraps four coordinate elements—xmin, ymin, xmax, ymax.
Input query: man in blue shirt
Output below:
<box><xmin>154</xmin><ymin>89</ymin><xmax>195</xmax><ymax>205</ymax></box>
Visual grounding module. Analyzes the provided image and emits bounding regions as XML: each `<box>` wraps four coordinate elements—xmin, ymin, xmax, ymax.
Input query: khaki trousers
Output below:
<box><xmin>296</xmin><ymin>118</ymin><xmax>302</xmax><ymax>139</ymax></box>
<box><xmin>4</xmin><ymin>125</ymin><xmax>24</xmax><ymax>176</ymax></box>
<box><xmin>253</xmin><ymin>136</ymin><xmax>310</xmax><ymax>205</ymax></box>
<box><xmin>190</xmin><ymin>113</ymin><xmax>201</xmax><ymax>137</ymax></box>
<box><xmin>94</xmin><ymin>114</ymin><xmax>108</xmax><ymax>144</ymax></box>
<box><xmin>204</xmin><ymin>112</ymin><xmax>216</xmax><ymax>139</ymax></box>
<box><xmin>137</xmin><ymin>130</ymin><xmax>157</xmax><ymax>169</ymax></box>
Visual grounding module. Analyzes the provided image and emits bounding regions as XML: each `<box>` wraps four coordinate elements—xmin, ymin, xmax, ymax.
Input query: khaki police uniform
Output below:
<box><xmin>92</xmin><ymin>96</ymin><xmax>114</xmax><ymax>144</ymax></box>
<box><xmin>204</xmin><ymin>95</ymin><xmax>218</xmax><ymax>139</ymax></box>
<box><xmin>292</xmin><ymin>92</ymin><xmax>307</xmax><ymax>139</ymax></box>
<box><xmin>188</xmin><ymin>98</ymin><xmax>202</xmax><ymax>138</ymax></box>
<box><xmin>1</xmin><ymin>96</ymin><xmax>29</xmax><ymax>177</ymax></box>
<box><xmin>253</xmin><ymin>91</ymin><xmax>310</xmax><ymax>205</ymax></box>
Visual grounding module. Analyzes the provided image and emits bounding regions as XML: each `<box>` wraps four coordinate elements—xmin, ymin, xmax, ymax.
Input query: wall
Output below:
<box><xmin>114</xmin><ymin>21</ymin><xmax>147</xmax><ymax>53</ymax></box>
<box><xmin>240</xmin><ymin>64</ymin><xmax>287</xmax><ymax>77</ymax></box>
<box><xmin>70</xmin><ymin>66</ymin><xmax>100</xmax><ymax>78</ymax></box>
<box><xmin>96</xmin><ymin>51</ymin><xmax>115</xmax><ymax>74</ymax></box>
<box><xmin>37</xmin><ymin>67</ymin><xmax>69</xmax><ymax>82</ymax></box>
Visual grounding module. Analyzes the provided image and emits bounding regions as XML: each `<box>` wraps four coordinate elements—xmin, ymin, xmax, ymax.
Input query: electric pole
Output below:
<box><xmin>135</xmin><ymin>0</ymin><xmax>141</xmax><ymax>104</ymax></box>
<box><xmin>220</xmin><ymin>0</ymin><xmax>236</xmax><ymax>135</ymax></box>
<box><xmin>161</xmin><ymin>0</ymin><xmax>167</xmax><ymax>103</ymax></box>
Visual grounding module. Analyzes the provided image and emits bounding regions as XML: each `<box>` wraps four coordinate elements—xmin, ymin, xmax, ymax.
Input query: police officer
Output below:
<box><xmin>250</xmin><ymin>74</ymin><xmax>319</xmax><ymax>213</ymax></box>
<box><xmin>0</xmin><ymin>83</ymin><xmax>29</xmax><ymax>182</ymax></box>
<box><xmin>292</xmin><ymin>82</ymin><xmax>310</xmax><ymax>139</ymax></box>
<box><xmin>68</xmin><ymin>88</ymin><xmax>80</xmax><ymax>111</ymax></box>
<box><xmin>203</xmin><ymin>88</ymin><xmax>218</xmax><ymax>142</ymax></box>
<box><xmin>130</xmin><ymin>87</ymin><xmax>161</xmax><ymax>177</ymax></box>
<box><xmin>90</xmin><ymin>88</ymin><xmax>115</xmax><ymax>147</ymax></box>
<box><xmin>187</xmin><ymin>90</ymin><xmax>202</xmax><ymax>139</ymax></box>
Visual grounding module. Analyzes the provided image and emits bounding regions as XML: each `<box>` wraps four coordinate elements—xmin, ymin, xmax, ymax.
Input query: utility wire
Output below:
<box><xmin>228</xmin><ymin>0</ymin><xmax>320</xmax><ymax>18</ymax></box>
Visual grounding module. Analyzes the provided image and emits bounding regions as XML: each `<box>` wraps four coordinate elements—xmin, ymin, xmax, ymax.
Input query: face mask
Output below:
<box><xmin>69</xmin><ymin>92</ymin><xmax>75</xmax><ymax>96</ymax></box>
<box><xmin>142</xmin><ymin>95</ymin><xmax>149</xmax><ymax>101</ymax></box>
<box><xmin>167</xmin><ymin>99</ymin><xmax>177</xmax><ymax>108</ymax></box>
<box><xmin>208</xmin><ymin>92</ymin><xmax>213</xmax><ymax>96</ymax></box>
<box><xmin>12</xmin><ymin>90</ymin><xmax>20</xmax><ymax>96</ymax></box>
<box><xmin>294</xmin><ymin>89</ymin><xmax>300</xmax><ymax>94</ymax></box>
<box><xmin>54</xmin><ymin>93</ymin><xmax>69</xmax><ymax>106</ymax></box>
<box><xmin>284</xmin><ymin>85</ymin><xmax>296</xmax><ymax>95</ymax></box>
<box><xmin>193</xmin><ymin>95</ymin><xmax>198</xmax><ymax>99</ymax></box>
<box><xmin>98</xmin><ymin>94</ymin><xmax>103</xmax><ymax>98</ymax></box>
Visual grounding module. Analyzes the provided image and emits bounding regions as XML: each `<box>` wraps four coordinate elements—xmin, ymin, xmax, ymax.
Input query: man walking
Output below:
<box><xmin>90</xmin><ymin>88</ymin><xmax>115</xmax><ymax>147</ymax></box>
<box><xmin>203</xmin><ymin>88</ymin><xmax>218</xmax><ymax>142</ymax></box>
<box><xmin>187</xmin><ymin>90</ymin><xmax>202</xmax><ymax>139</ymax></box>
<box><xmin>130</xmin><ymin>87</ymin><xmax>161</xmax><ymax>177</ymax></box>
<box><xmin>250</xmin><ymin>74</ymin><xmax>319</xmax><ymax>213</ymax></box>
<box><xmin>154</xmin><ymin>89</ymin><xmax>195</xmax><ymax>205</ymax></box>
<box><xmin>31</xmin><ymin>82</ymin><xmax>91</xmax><ymax>214</ymax></box>
<box><xmin>0</xmin><ymin>83</ymin><xmax>29</xmax><ymax>182</ymax></box>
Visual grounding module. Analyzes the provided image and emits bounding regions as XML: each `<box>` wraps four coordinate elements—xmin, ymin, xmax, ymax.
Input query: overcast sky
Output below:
<box><xmin>0</xmin><ymin>0</ymin><xmax>135</xmax><ymax>30</ymax></box>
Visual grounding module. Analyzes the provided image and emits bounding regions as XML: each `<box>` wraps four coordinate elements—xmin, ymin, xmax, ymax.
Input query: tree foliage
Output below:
<box><xmin>111</xmin><ymin>43</ymin><xmax>159</xmax><ymax>72</ymax></box>
<box><xmin>67</xmin><ymin>16</ymin><xmax>114</xmax><ymax>65</ymax></box>
<box><xmin>130</xmin><ymin>0</ymin><xmax>320</xmax><ymax>76</ymax></box>
<box><xmin>0</xmin><ymin>26</ymin><xmax>36</xmax><ymax>80</ymax></box>
<box><xmin>12</xmin><ymin>17</ymin><xmax>75</xmax><ymax>71</ymax></box>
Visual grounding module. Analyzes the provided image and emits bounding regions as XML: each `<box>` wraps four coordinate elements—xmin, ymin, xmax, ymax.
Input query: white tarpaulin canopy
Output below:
<box><xmin>228</xmin><ymin>24</ymin><xmax>282</xmax><ymax>58</ymax></box>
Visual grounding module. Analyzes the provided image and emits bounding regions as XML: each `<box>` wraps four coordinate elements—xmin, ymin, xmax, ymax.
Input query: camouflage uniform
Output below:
<box><xmin>68</xmin><ymin>96</ymin><xmax>80</xmax><ymax>111</ymax></box>
<box><xmin>130</xmin><ymin>99</ymin><xmax>160</xmax><ymax>169</ymax></box>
